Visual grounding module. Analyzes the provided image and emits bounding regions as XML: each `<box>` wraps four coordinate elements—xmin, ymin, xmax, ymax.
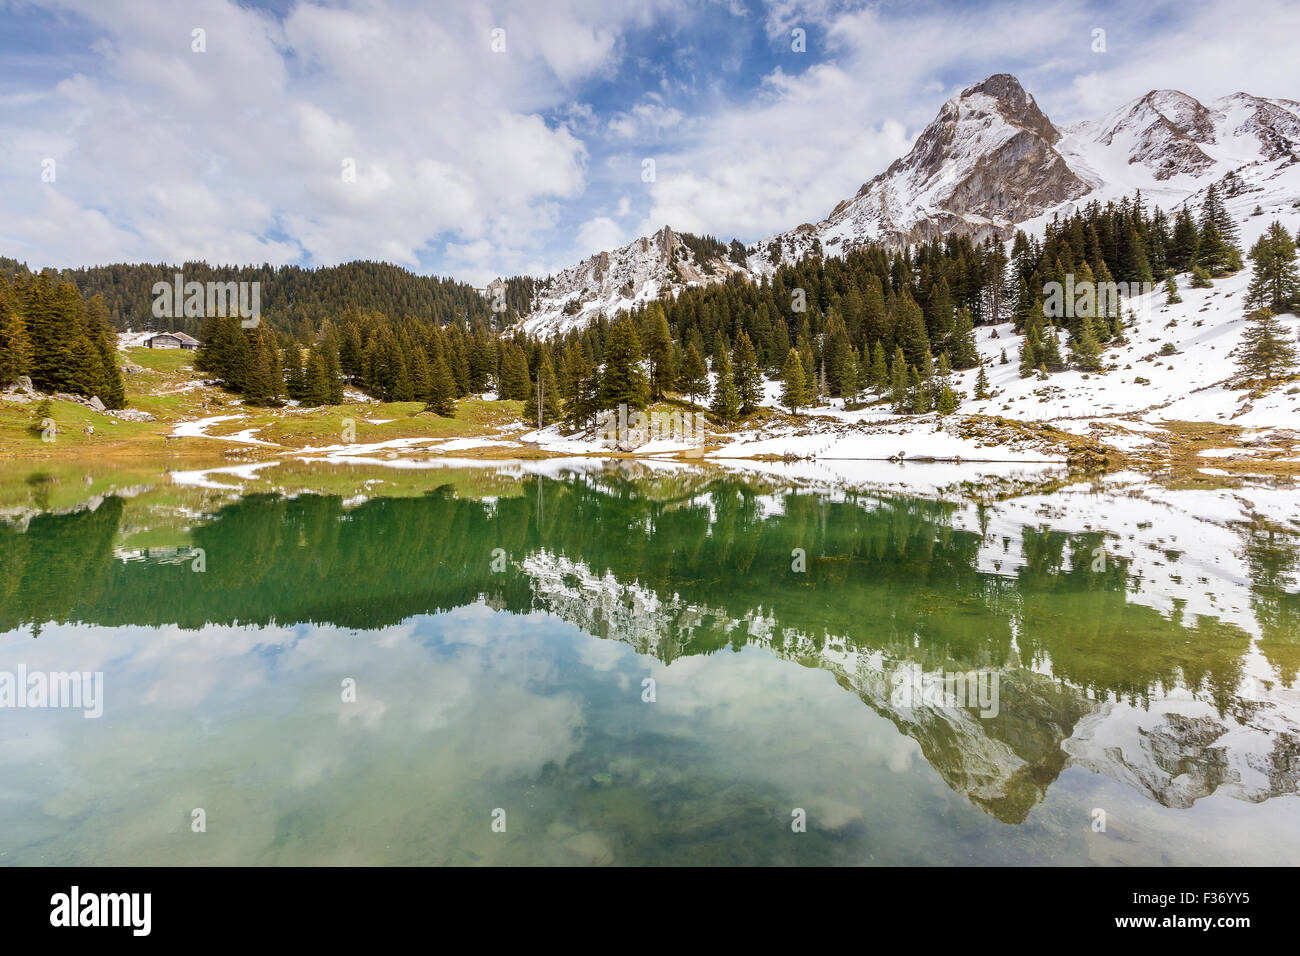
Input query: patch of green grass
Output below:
<box><xmin>123</xmin><ymin>346</ymin><xmax>198</xmax><ymax>374</ymax></box>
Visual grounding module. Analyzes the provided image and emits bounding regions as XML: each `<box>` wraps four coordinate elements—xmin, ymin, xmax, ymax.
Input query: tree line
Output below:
<box><xmin>0</xmin><ymin>258</ymin><xmax>535</xmax><ymax>338</ymax></box>
<box><xmin>0</xmin><ymin>271</ymin><xmax>125</xmax><ymax>407</ymax></box>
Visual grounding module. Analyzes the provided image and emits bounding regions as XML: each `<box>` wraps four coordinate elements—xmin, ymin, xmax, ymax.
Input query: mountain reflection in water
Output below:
<box><xmin>1</xmin><ymin>467</ymin><xmax>1297</xmax><ymax>864</ymax></box>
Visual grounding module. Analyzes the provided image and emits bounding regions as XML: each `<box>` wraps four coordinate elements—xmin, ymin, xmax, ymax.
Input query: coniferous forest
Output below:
<box><xmin>3</xmin><ymin>185</ymin><xmax>1294</xmax><ymax>420</ymax></box>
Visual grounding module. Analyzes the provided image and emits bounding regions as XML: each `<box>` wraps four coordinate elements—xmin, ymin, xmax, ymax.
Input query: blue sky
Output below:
<box><xmin>2</xmin><ymin>0</ymin><xmax>1298</xmax><ymax>284</ymax></box>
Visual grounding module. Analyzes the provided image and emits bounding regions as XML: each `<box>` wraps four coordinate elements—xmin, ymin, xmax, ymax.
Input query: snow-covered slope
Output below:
<box><xmin>754</xmin><ymin>74</ymin><xmax>1091</xmax><ymax>266</ymax></box>
<box><xmin>514</xmin><ymin>74</ymin><xmax>1300</xmax><ymax>334</ymax></box>
<box><xmin>756</xmin><ymin>80</ymin><xmax>1300</xmax><ymax>270</ymax></box>
<box><xmin>518</xmin><ymin>226</ymin><xmax>749</xmax><ymax>337</ymax></box>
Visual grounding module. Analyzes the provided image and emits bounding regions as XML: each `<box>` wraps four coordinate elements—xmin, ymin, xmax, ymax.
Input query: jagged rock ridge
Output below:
<box><xmin>514</xmin><ymin>73</ymin><xmax>1300</xmax><ymax>334</ymax></box>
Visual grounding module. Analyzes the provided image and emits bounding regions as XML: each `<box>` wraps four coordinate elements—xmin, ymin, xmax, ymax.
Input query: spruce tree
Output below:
<box><xmin>600</xmin><ymin>321</ymin><xmax>647</xmax><ymax>411</ymax></box>
<box><xmin>1234</xmin><ymin>309</ymin><xmax>1299</xmax><ymax>381</ymax></box>
<box><xmin>23</xmin><ymin>275</ymin><xmax>66</xmax><ymax>394</ymax></box>
<box><xmin>677</xmin><ymin>342</ymin><xmax>709</xmax><ymax>408</ymax></box>
<box><xmin>424</xmin><ymin>351</ymin><xmax>457</xmax><ymax>417</ymax></box>
<box><xmin>283</xmin><ymin>343</ymin><xmax>305</xmax><ymax>401</ymax></box>
<box><xmin>910</xmin><ymin>366</ymin><xmax>927</xmax><ymax>414</ymax></box>
<box><xmin>498</xmin><ymin>343</ymin><xmax>531</xmax><ymax>401</ymax></box>
<box><xmin>1019</xmin><ymin>333</ymin><xmax>1038</xmax><ymax>378</ymax></box>
<box><xmin>1196</xmin><ymin>220</ymin><xmax>1232</xmax><ymax>276</ymax></box>
<box><xmin>868</xmin><ymin>341</ymin><xmax>889</xmax><ymax>391</ymax></box>
<box><xmin>1170</xmin><ymin>208</ymin><xmax>1200</xmax><ymax>272</ymax></box>
<box><xmin>562</xmin><ymin>343</ymin><xmax>597</xmax><ymax>429</ymax></box>
<box><xmin>770</xmin><ymin>318</ymin><xmax>790</xmax><ymax>373</ymax></box>
<box><xmin>780</xmin><ymin>348</ymin><xmax>808</xmax><ymax>414</ymax></box>
<box><xmin>1164</xmin><ymin>273</ymin><xmax>1182</xmax><ymax>305</ymax></box>
<box><xmin>935</xmin><ymin>385</ymin><xmax>958</xmax><ymax>415</ymax></box>
<box><xmin>1245</xmin><ymin>221</ymin><xmax>1300</xmax><ymax>314</ymax></box>
<box><xmin>890</xmin><ymin>348</ymin><xmax>910</xmax><ymax>413</ymax></box>
<box><xmin>1071</xmin><ymin>317</ymin><xmax>1103</xmax><ymax>371</ymax></box>
<box><xmin>709</xmin><ymin>347</ymin><xmax>740</xmax><ymax>422</ymax></box>
<box><xmin>523</xmin><ymin>351</ymin><xmax>561</xmax><ymax>427</ymax></box>
<box><xmin>732</xmin><ymin>331</ymin><xmax>764</xmax><ymax>415</ymax></box>
<box><xmin>409</xmin><ymin>345</ymin><xmax>431</xmax><ymax>403</ymax></box>
<box><xmin>1040</xmin><ymin>326</ymin><xmax>1065</xmax><ymax>372</ymax></box>
<box><xmin>894</xmin><ymin>290</ymin><xmax>931</xmax><ymax>371</ymax></box>
<box><xmin>0</xmin><ymin>279</ymin><xmax>31</xmax><ymax>387</ymax></box>
<box><xmin>322</xmin><ymin>334</ymin><xmax>344</xmax><ymax>404</ymax></box>
<box><xmin>949</xmin><ymin>307</ymin><xmax>979</xmax><ymax>369</ymax></box>
<box><xmin>94</xmin><ymin>337</ymin><xmax>126</xmax><ymax>409</ymax></box>
<box><xmin>925</xmin><ymin>279</ymin><xmax>955</xmax><ymax>350</ymax></box>
<box><xmin>303</xmin><ymin>347</ymin><xmax>332</xmax><ymax>407</ymax></box>
<box><xmin>644</xmin><ymin>307</ymin><xmax>675</xmax><ymax>400</ymax></box>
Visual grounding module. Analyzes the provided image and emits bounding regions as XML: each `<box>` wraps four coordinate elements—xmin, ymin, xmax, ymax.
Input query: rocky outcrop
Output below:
<box><xmin>756</xmin><ymin>74</ymin><xmax>1092</xmax><ymax>263</ymax></box>
<box><xmin>519</xmin><ymin>225</ymin><xmax>749</xmax><ymax>337</ymax></box>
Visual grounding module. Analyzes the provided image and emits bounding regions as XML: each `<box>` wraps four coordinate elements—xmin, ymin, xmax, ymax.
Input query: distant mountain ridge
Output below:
<box><xmin>517</xmin><ymin>74</ymin><xmax>1300</xmax><ymax>337</ymax></box>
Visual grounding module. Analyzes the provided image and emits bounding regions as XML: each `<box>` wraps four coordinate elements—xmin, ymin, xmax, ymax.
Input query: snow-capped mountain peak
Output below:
<box><xmin>750</xmin><ymin>73</ymin><xmax>1091</xmax><ymax>268</ymax></box>
<box><xmin>515</xmin><ymin>74</ymin><xmax>1300</xmax><ymax>335</ymax></box>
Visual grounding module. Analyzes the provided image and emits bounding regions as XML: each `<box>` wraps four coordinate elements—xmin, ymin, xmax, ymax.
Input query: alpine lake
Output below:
<box><xmin>1</xmin><ymin>457</ymin><xmax>1297</xmax><ymax>866</ymax></box>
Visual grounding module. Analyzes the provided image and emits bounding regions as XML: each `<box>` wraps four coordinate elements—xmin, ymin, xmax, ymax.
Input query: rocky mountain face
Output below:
<box><xmin>514</xmin><ymin>74</ymin><xmax>1300</xmax><ymax>335</ymax></box>
<box><xmin>762</xmin><ymin>74</ymin><xmax>1091</xmax><ymax>265</ymax></box>
<box><xmin>518</xmin><ymin>226</ymin><xmax>749</xmax><ymax>337</ymax></box>
<box><xmin>1059</xmin><ymin>88</ymin><xmax>1300</xmax><ymax>188</ymax></box>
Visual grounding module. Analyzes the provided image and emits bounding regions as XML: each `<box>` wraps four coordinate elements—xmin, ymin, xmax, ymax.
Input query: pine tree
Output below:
<box><xmin>868</xmin><ymin>340</ymin><xmax>889</xmax><ymax>391</ymax></box>
<box><xmin>709</xmin><ymin>347</ymin><xmax>740</xmax><ymax>422</ymax></box>
<box><xmin>1234</xmin><ymin>309</ymin><xmax>1299</xmax><ymax>382</ymax></box>
<box><xmin>1196</xmin><ymin>220</ymin><xmax>1232</xmax><ymax>276</ymax></box>
<box><xmin>523</xmin><ymin>351</ymin><xmax>561</xmax><ymax>427</ymax></box>
<box><xmin>894</xmin><ymin>290</ymin><xmax>931</xmax><ymax>371</ymax></box>
<box><xmin>974</xmin><ymin>362</ymin><xmax>990</xmax><ymax>399</ymax></box>
<box><xmin>644</xmin><ymin>307</ymin><xmax>675</xmax><ymax>400</ymax></box>
<box><xmin>1019</xmin><ymin>333</ymin><xmax>1038</xmax><ymax>378</ymax></box>
<box><xmin>1071</xmin><ymin>317</ymin><xmax>1103</xmax><ymax>371</ymax></box>
<box><xmin>677</xmin><ymin>342</ymin><xmax>709</xmax><ymax>408</ymax></box>
<box><xmin>303</xmin><ymin>347</ymin><xmax>332</xmax><ymax>407</ymax></box>
<box><xmin>283</xmin><ymin>343</ymin><xmax>305</xmax><ymax>401</ymax></box>
<box><xmin>424</xmin><ymin>351</ymin><xmax>457</xmax><ymax>417</ymax></box>
<box><xmin>561</xmin><ymin>343</ymin><xmax>597</xmax><ymax>429</ymax></box>
<box><xmin>780</xmin><ymin>348</ymin><xmax>808</xmax><ymax>414</ymax></box>
<box><xmin>600</xmin><ymin>320</ymin><xmax>647</xmax><ymax>411</ymax></box>
<box><xmin>1164</xmin><ymin>273</ymin><xmax>1182</xmax><ymax>305</ymax></box>
<box><xmin>935</xmin><ymin>385</ymin><xmax>957</xmax><ymax>415</ymax></box>
<box><xmin>498</xmin><ymin>343</ymin><xmax>531</xmax><ymax>401</ymax></box>
<box><xmin>949</xmin><ymin>307</ymin><xmax>979</xmax><ymax>369</ymax></box>
<box><xmin>0</xmin><ymin>279</ymin><xmax>31</xmax><ymax>387</ymax></box>
<box><xmin>1245</xmin><ymin>221</ymin><xmax>1300</xmax><ymax>314</ymax></box>
<box><xmin>889</xmin><ymin>349</ymin><xmax>910</xmax><ymax>413</ymax></box>
<box><xmin>732</xmin><ymin>331</ymin><xmax>763</xmax><ymax>415</ymax></box>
